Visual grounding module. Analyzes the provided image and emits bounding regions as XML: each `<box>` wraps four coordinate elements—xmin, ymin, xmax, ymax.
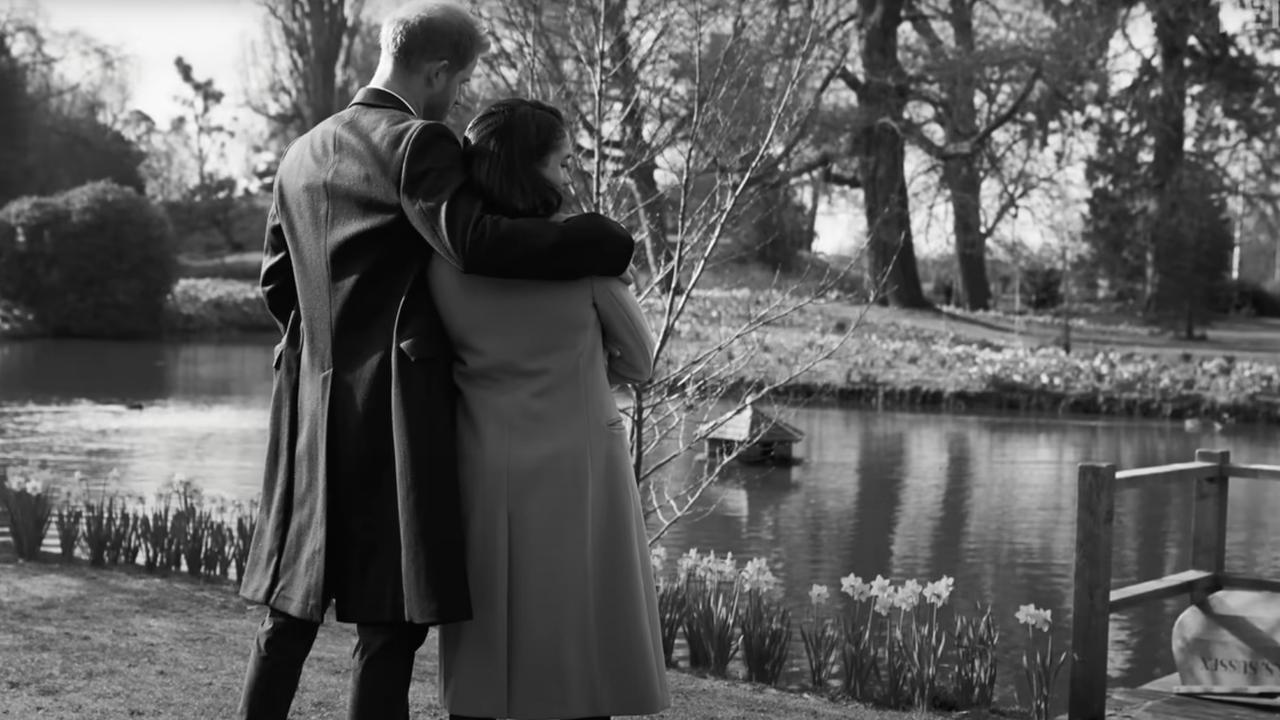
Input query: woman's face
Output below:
<box><xmin>537</xmin><ymin>135</ymin><xmax>574</xmax><ymax>188</ymax></box>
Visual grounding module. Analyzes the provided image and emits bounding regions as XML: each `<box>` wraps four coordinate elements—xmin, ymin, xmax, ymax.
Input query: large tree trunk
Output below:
<box><xmin>604</xmin><ymin>0</ymin><xmax>668</xmax><ymax>281</ymax></box>
<box><xmin>856</xmin><ymin>0</ymin><xmax>929</xmax><ymax>308</ymax></box>
<box><xmin>0</xmin><ymin>33</ymin><xmax>28</xmax><ymax>208</ymax></box>
<box><xmin>943</xmin><ymin>157</ymin><xmax>989</xmax><ymax>309</ymax></box>
<box><xmin>1145</xmin><ymin>0</ymin><xmax>1192</xmax><ymax>311</ymax></box>
<box><xmin>254</xmin><ymin>0</ymin><xmax>365</xmax><ymax>140</ymax></box>
<box><xmin>940</xmin><ymin>0</ymin><xmax>990</xmax><ymax>311</ymax></box>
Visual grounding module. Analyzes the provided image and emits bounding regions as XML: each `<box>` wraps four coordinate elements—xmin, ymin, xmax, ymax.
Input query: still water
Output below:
<box><xmin>3</xmin><ymin>337</ymin><xmax>1279</xmax><ymax>701</ymax></box>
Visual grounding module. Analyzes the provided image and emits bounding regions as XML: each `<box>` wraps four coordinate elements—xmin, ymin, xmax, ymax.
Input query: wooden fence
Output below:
<box><xmin>1068</xmin><ymin>449</ymin><xmax>1280</xmax><ymax>719</ymax></box>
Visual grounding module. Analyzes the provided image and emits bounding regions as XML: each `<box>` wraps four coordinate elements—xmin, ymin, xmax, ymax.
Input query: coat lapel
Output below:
<box><xmin>349</xmin><ymin>86</ymin><xmax>416</xmax><ymax>116</ymax></box>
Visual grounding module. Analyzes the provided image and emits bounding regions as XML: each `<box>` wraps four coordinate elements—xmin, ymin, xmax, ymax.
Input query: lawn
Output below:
<box><xmin>0</xmin><ymin>561</ymin><xmax>952</xmax><ymax>720</ymax></box>
<box><xmin>9</xmin><ymin>255</ymin><xmax>1280</xmax><ymax>422</ymax></box>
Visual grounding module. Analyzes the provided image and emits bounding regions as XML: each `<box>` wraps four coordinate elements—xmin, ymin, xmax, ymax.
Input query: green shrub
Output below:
<box><xmin>1218</xmin><ymin>279</ymin><xmax>1280</xmax><ymax>318</ymax></box>
<box><xmin>0</xmin><ymin>181</ymin><xmax>176</xmax><ymax>337</ymax></box>
<box><xmin>176</xmin><ymin>252</ymin><xmax>262</xmax><ymax>281</ymax></box>
<box><xmin>163</xmin><ymin>278</ymin><xmax>274</xmax><ymax>334</ymax></box>
<box><xmin>1021</xmin><ymin>264</ymin><xmax>1063</xmax><ymax>310</ymax></box>
<box><xmin>164</xmin><ymin>193</ymin><xmax>270</xmax><ymax>256</ymax></box>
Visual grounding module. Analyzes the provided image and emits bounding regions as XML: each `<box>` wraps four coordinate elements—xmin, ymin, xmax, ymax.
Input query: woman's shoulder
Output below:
<box><xmin>427</xmin><ymin>258</ymin><xmax>593</xmax><ymax>296</ymax></box>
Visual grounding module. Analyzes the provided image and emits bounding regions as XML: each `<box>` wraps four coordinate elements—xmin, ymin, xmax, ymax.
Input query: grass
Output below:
<box><xmin>0</xmin><ymin>560</ymin><xmax>964</xmax><ymax>720</ymax></box>
<box><xmin>10</xmin><ymin>254</ymin><xmax>1280</xmax><ymax>422</ymax></box>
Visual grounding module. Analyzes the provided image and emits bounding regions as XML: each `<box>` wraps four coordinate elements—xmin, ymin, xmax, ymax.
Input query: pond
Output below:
<box><xmin>2</xmin><ymin>337</ymin><xmax>1278</xmax><ymax>704</ymax></box>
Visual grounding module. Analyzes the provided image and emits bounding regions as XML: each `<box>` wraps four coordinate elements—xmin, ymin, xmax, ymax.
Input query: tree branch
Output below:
<box><xmin>905</xmin><ymin>0</ymin><xmax>948</xmax><ymax>55</ymax></box>
<box><xmin>837</xmin><ymin>65</ymin><xmax>865</xmax><ymax>96</ymax></box>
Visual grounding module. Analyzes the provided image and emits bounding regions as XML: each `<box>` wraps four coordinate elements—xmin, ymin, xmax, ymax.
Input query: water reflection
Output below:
<box><xmin>851</xmin><ymin>423</ymin><xmax>905</xmax><ymax>579</ymax></box>
<box><xmin>929</xmin><ymin>433</ymin><xmax>972</xmax><ymax>580</ymax></box>
<box><xmin>0</xmin><ymin>337</ymin><xmax>274</xmax><ymax>404</ymax></box>
<box><xmin>2</xmin><ymin>339</ymin><xmax>1280</xmax><ymax>701</ymax></box>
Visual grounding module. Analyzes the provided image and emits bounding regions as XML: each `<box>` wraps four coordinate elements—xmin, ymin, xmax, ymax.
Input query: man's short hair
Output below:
<box><xmin>380</xmin><ymin>1</ymin><xmax>490</xmax><ymax>72</ymax></box>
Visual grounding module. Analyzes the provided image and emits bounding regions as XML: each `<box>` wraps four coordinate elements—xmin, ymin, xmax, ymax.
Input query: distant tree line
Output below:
<box><xmin>1</xmin><ymin>0</ymin><xmax>1278</xmax><ymax>338</ymax></box>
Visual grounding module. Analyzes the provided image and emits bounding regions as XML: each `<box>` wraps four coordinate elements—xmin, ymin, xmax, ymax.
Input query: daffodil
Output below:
<box><xmin>893</xmin><ymin>584</ymin><xmax>920</xmax><ymax>612</ymax></box>
<box><xmin>677</xmin><ymin>548</ymin><xmax>700</xmax><ymax>577</ymax></box>
<box><xmin>873</xmin><ymin>594</ymin><xmax>894</xmax><ymax>616</ymax></box>
<box><xmin>741</xmin><ymin>557</ymin><xmax>779</xmax><ymax>594</ymax></box>
<box><xmin>809</xmin><ymin>583</ymin><xmax>830</xmax><ymax>607</ymax></box>
<box><xmin>870</xmin><ymin>574</ymin><xmax>892</xmax><ymax>598</ymax></box>
<box><xmin>840</xmin><ymin>572</ymin><xmax>871</xmax><ymax>601</ymax></box>
<box><xmin>650</xmin><ymin>545</ymin><xmax>667</xmax><ymax>575</ymax></box>
<box><xmin>923</xmin><ymin>575</ymin><xmax>954</xmax><ymax>607</ymax></box>
<box><xmin>1016</xmin><ymin>603</ymin><xmax>1053</xmax><ymax>633</ymax></box>
<box><xmin>902</xmin><ymin>578</ymin><xmax>923</xmax><ymax>600</ymax></box>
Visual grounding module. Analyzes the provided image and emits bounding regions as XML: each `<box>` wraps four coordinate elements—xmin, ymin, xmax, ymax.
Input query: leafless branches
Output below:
<box><xmin>480</xmin><ymin>0</ymin><xmax>867</xmax><ymax>540</ymax></box>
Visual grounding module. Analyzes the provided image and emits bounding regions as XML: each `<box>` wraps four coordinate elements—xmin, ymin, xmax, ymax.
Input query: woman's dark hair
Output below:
<box><xmin>463</xmin><ymin>98</ymin><xmax>568</xmax><ymax>218</ymax></box>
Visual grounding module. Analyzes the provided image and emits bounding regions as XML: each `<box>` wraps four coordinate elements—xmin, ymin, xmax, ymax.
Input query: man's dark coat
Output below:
<box><xmin>239</xmin><ymin>87</ymin><xmax>634</xmax><ymax>624</ymax></box>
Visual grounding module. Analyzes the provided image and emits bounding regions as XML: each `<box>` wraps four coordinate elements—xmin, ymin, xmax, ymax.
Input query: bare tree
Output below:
<box><xmin>0</xmin><ymin>19</ymin><xmax>29</xmax><ymax>207</ymax></box>
<box><xmin>173</xmin><ymin>57</ymin><xmax>232</xmax><ymax>192</ymax></box>
<box><xmin>242</xmin><ymin>0</ymin><xmax>376</xmax><ymax>146</ymax></box>
<box><xmin>0</xmin><ymin>14</ymin><xmax>145</xmax><ymax>201</ymax></box>
<box><xmin>836</xmin><ymin>0</ymin><xmax>931</xmax><ymax>308</ymax></box>
<box><xmin>480</xmin><ymin>0</ymin><xmax>866</xmax><ymax>541</ymax></box>
<box><xmin>895</xmin><ymin>0</ymin><xmax>1046</xmax><ymax>310</ymax></box>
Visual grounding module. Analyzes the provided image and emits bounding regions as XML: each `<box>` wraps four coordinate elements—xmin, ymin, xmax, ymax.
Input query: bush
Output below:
<box><xmin>176</xmin><ymin>252</ymin><xmax>262</xmax><ymax>281</ymax></box>
<box><xmin>163</xmin><ymin>278</ymin><xmax>274</xmax><ymax>334</ymax></box>
<box><xmin>1217</xmin><ymin>279</ymin><xmax>1280</xmax><ymax>317</ymax></box>
<box><xmin>164</xmin><ymin>193</ymin><xmax>270</xmax><ymax>256</ymax></box>
<box><xmin>1021</xmin><ymin>264</ymin><xmax>1063</xmax><ymax>310</ymax></box>
<box><xmin>0</xmin><ymin>181</ymin><xmax>176</xmax><ymax>337</ymax></box>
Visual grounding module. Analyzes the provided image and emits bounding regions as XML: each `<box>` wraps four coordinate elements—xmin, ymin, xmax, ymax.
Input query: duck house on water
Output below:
<box><xmin>703</xmin><ymin>403</ymin><xmax>804</xmax><ymax>466</ymax></box>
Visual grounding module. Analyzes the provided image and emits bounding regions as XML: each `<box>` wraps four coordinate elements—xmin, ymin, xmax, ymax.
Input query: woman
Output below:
<box><xmin>430</xmin><ymin>99</ymin><xmax>670</xmax><ymax>720</ymax></box>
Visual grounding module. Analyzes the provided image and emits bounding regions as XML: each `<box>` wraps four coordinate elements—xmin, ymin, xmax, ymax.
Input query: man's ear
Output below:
<box><xmin>423</xmin><ymin>59</ymin><xmax>451</xmax><ymax>88</ymax></box>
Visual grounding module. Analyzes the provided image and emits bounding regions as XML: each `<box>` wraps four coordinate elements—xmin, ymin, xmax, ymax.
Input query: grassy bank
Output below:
<box><xmin>661</xmin><ymin>287</ymin><xmax>1280</xmax><ymax>423</ymax></box>
<box><xmin>0</xmin><ymin>560</ymin><xmax>950</xmax><ymax>720</ymax></box>
<box><xmin>7</xmin><ymin>266</ymin><xmax>1280</xmax><ymax>423</ymax></box>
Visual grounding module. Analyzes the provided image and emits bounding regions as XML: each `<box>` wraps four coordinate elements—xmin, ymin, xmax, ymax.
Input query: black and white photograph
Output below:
<box><xmin>0</xmin><ymin>1</ymin><xmax>1278</xmax><ymax>719</ymax></box>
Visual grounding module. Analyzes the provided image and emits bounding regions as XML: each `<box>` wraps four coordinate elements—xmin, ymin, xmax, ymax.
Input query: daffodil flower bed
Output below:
<box><xmin>653</xmin><ymin>548</ymin><xmax>1062</xmax><ymax>715</ymax></box>
<box><xmin>5</xmin><ymin>466</ymin><xmax>258</xmax><ymax>582</ymax></box>
<box><xmin>651</xmin><ymin>289</ymin><xmax>1280</xmax><ymax>422</ymax></box>
<box><xmin>14</xmin><ymin>275</ymin><xmax>1280</xmax><ymax>424</ymax></box>
<box><xmin>0</xmin><ymin>468</ymin><xmax>54</xmax><ymax>560</ymax></box>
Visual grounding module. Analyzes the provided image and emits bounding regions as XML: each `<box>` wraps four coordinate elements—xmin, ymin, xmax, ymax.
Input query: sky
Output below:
<box><xmin>8</xmin><ymin>0</ymin><xmax>262</xmax><ymax>124</ymax></box>
<box><xmin>5</xmin><ymin>0</ymin><xmax>1272</xmax><ymax>258</ymax></box>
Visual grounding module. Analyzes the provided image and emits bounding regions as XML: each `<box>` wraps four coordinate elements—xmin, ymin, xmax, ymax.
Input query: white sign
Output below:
<box><xmin>1171</xmin><ymin>590</ymin><xmax>1280</xmax><ymax>691</ymax></box>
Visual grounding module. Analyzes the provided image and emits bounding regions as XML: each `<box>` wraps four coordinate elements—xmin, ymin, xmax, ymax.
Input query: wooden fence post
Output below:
<box><xmin>1190</xmin><ymin>449</ymin><xmax>1230</xmax><ymax>603</ymax></box>
<box><xmin>1069</xmin><ymin>462</ymin><xmax>1116</xmax><ymax>720</ymax></box>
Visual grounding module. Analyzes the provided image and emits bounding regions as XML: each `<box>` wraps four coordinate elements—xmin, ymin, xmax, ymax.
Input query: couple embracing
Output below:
<box><xmin>234</xmin><ymin>2</ymin><xmax>670</xmax><ymax>719</ymax></box>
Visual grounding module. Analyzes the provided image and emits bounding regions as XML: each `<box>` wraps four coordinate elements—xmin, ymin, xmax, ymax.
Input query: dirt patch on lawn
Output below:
<box><xmin>0</xmin><ymin>561</ymin><xmax>954</xmax><ymax>720</ymax></box>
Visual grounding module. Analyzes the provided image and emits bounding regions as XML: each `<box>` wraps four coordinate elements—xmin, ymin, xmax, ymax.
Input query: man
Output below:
<box><xmin>235</xmin><ymin>3</ymin><xmax>635</xmax><ymax>719</ymax></box>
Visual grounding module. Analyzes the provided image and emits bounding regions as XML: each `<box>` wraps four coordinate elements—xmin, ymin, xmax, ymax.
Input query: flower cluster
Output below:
<box><xmin>1014</xmin><ymin>603</ymin><xmax>1065</xmax><ymax>720</ymax></box>
<box><xmin>8</xmin><ymin>466</ymin><xmax>56</xmax><ymax>497</ymax></box>
<box><xmin>649</xmin><ymin>549</ymin><xmax>1061</xmax><ymax>716</ymax></box>
<box><xmin>840</xmin><ymin>573</ymin><xmax>955</xmax><ymax>616</ymax></box>
<box><xmin>675</xmin><ymin>548</ymin><xmax>739</xmax><ymax>583</ymax></box>
<box><xmin>740</xmin><ymin>557</ymin><xmax>780</xmax><ymax>595</ymax></box>
<box><xmin>650</xmin><ymin>545</ymin><xmax>667</xmax><ymax>576</ymax></box>
<box><xmin>842</xmin><ymin>330</ymin><xmax>1280</xmax><ymax>404</ymax></box>
<box><xmin>1015</xmin><ymin>603</ymin><xmax>1053</xmax><ymax>633</ymax></box>
<box><xmin>923</xmin><ymin>576</ymin><xmax>955</xmax><ymax>607</ymax></box>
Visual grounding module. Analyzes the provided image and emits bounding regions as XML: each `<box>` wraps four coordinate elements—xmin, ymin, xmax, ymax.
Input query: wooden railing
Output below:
<box><xmin>1068</xmin><ymin>449</ymin><xmax>1280</xmax><ymax>719</ymax></box>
